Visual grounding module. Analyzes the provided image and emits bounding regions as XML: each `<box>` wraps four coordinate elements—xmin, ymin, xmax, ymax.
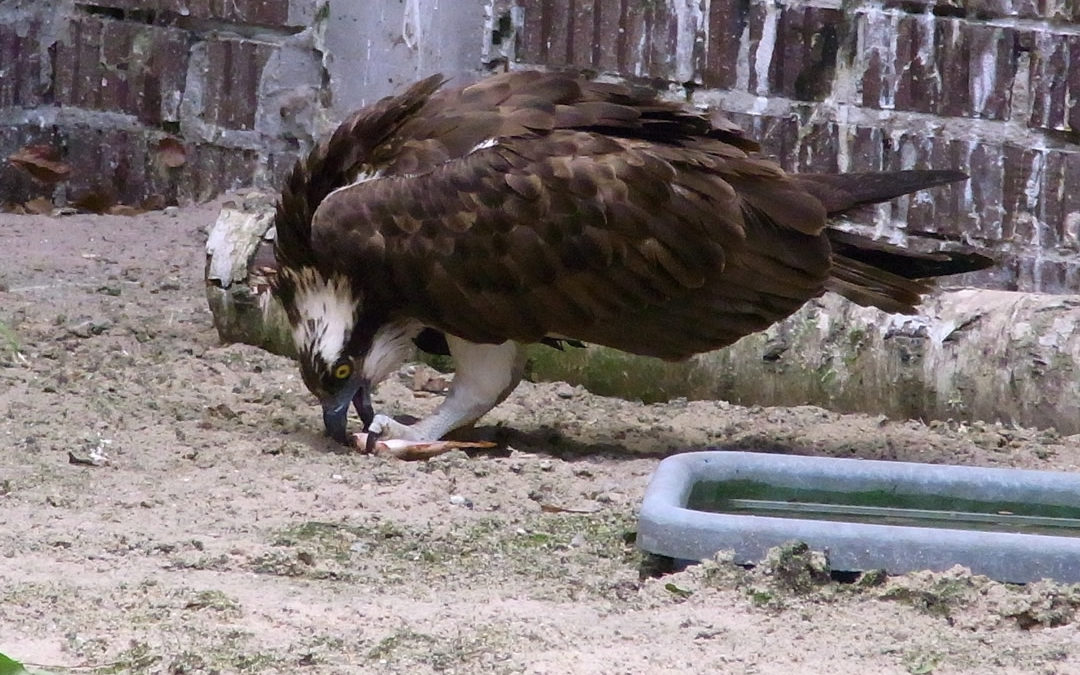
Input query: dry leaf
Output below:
<box><xmin>1</xmin><ymin>201</ymin><xmax>26</xmax><ymax>214</ymax></box>
<box><xmin>7</xmin><ymin>144</ymin><xmax>70</xmax><ymax>183</ymax></box>
<box><xmin>72</xmin><ymin>186</ymin><xmax>116</xmax><ymax>214</ymax></box>
<box><xmin>108</xmin><ymin>204</ymin><xmax>143</xmax><ymax>217</ymax></box>
<box><xmin>22</xmin><ymin>197</ymin><xmax>54</xmax><ymax>214</ymax></box>
<box><xmin>140</xmin><ymin>194</ymin><xmax>168</xmax><ymax>211</ymax></box>
<box><xmin>157</xmin><ymin>137</ymin><xmax>187</xmax><ymax>168</ymax></box>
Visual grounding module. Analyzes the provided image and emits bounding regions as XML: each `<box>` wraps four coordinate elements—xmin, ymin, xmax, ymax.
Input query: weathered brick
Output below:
<box><xmin>1016</xmin><ymin>257</ymin><xmax>1076</xmax><ymax>294</ymax></box>
<box><xmin>0</xmin><ymin>18</ymin><xmax>48</xmax><ymax>108</ymax></box>
<box><xmin>888</xmin><ymin>14</ymin><xmax>919</xmax><ymax>111</ymax></box>
<box><xmin>51</xmin><ymin>15</ymin><xmax>189</xmax><ymax>124</ymax></box>
<box><xmin>963</xmin><ymin>23</ymin><xmax>1016</xmax><ymax>120</ymax></box>
<box><xmin>702</xmin><ymin>0</ymin><xmax>748</xmax><ymax>89</ymax></box>
<box><xmin>933</xmin><ymin>18</ymin><xmax>969</xmax><ymax>116</ymax></box>
<box><xmin>569</xmin><ymin>0</ymin><xmax>598</xmax><ymax>69</ymax></box>
<box><xmin>643</xmin><ymin>2</ymin><xmax>679</xmax><ymax>80</ymax></box>
<box><xmin>0</xmin><ymin>125</ymin><xmax>62</xmax><ymax>204</ymax></box>
<box><xmin>846</xmin><ymin>125</ymin><xmax>884</xmax><ymax>172</ymax></box>
<box><xmin>880</xmin><ymin>134</ymin><xmax>980</xmax><ymax>241</ymax></box>
<box><xmin>772</xmin><ymin>6</ymin><xmax>843</xmax><ymax>101</ymax></box>
<box><xmin>592</xmin><ymin>0</ymin><xmax>623</xmax><ymax>72</ymax></box>
<box><xmin>517</xmin><ymin>0</ymin><xmax>545</xmax><ymax>64</ymax></box>
<box><xmin>53</xmin><ymin>15</ymin><xmax>104</xmax><ymax>110</ymax></box>
<box><xmin>91</xmin><ymin>0</ymin><xmax>292</xmax><ymax>26</ymax></box>
<box><xmin>1027</xmin><ymin>30</ymin><xmax>1070</xmax><ymax>131</ymax></box>
<box><xmin>541</xmin><ymin>0</ymin><xmax>571</xmax><ymax>65</ymax></box>
<box><xmin>885</xmin><ymin>0</ymin><xmax>1068</xmax><ymax>22</ymax></box>
<box><xmin>796</xmin><ymin>121</ymin><xmax>839</xmax><ymax>173</ymax></box>
<box><xmin>744</xmin><ymin>1</ymin><xmax>770</xmax><ymax>94</ymax></box>
<box><xmin>200</xmin><ymin>37</ymin><xmax>274</xmax><ymax>130</ymax></box>
<box><xmin>1058</xmin><ymin>152</ymin><xmax>1080</xmax><ymax>251</ymax></box>
<box><xmin>860</xmin><ymin>48</ymin><xmax>884</xmax><ymax>110</ymax></box>
<box><xmin>965</xmin><ymin>142</ymin><xmax>1005</xmax><ymax>241</ymax></box>
<box><xmin>726</xmin><ymin>111</ymin><xmax>800</xmax><ymax>169</ymax></box>
<box><xmin>1068</xmin><ymin>36</ymin><xmax>1080</xmax><ymax>132</ymax></box>
<box><xmin>181</xmin><ymin>143</ymin><xmax>259</xmax><ymax>202</ymax></box>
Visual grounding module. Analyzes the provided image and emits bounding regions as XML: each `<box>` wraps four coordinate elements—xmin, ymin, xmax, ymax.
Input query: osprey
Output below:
<box><xmin>270</xmin><ymin>70</ymin><xmax>990</xmax><ymax>450</ymax></box>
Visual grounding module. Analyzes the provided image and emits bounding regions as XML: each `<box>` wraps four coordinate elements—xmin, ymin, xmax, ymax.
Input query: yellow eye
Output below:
<box><xmin>333</xmin><ymin>362</ymin><xmax>352</xmax><ymax>380</ymax></box>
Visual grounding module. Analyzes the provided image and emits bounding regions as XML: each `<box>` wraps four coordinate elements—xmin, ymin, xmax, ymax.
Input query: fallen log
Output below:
<box><xmin>205</xmin><ymin>194</ymin><xmax>1080</xmax><ymax>435</ymax></box>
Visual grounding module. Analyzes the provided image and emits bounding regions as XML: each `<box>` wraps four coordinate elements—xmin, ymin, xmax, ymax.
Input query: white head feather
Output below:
<box><xmin>289</xmin><ymin>269</ymin><xmax>360</xmax><ymax>366</ymax></box>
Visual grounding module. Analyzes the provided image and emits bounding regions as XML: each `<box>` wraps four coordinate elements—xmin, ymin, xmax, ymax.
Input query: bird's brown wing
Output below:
<box><xmin>309</xmin><ymin>129</ymin><xmax>834</xmax><ymax>360</ymax></box>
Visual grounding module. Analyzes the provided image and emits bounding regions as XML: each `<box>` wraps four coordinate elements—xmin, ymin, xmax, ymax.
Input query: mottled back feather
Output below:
<box><xmin>274</xmin><ymin>70</ymin><xmax>991</xmax><ymax>361</ymax></box>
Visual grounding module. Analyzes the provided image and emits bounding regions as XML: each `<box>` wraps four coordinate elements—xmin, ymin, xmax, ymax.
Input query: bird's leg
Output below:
<box><xmin>367</xmin><ymin>337</ymin><xmax>525</xmax><ymax>443</ymax></box>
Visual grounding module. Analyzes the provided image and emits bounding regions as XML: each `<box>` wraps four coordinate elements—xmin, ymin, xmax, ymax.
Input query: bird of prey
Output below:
<box><xmin>269</xmin><ymin>70</ymin><xmax>990</xmax><ymax>451</ymax></box>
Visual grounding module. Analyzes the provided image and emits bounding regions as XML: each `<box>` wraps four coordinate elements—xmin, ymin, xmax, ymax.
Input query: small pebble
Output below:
<box><xmin>449</xmin><ymin>494</ymin><xmax>473</xmax><ymax>508</ymax></box>
<box><xmin>538</xmin><ymin>459</ymin><xmax>554</xmax><ymax>472</ymax></box>
<box><xmin>164</xmin><ymin>206</ymin><xmax>180</xmax><ymax>217</ymax></box>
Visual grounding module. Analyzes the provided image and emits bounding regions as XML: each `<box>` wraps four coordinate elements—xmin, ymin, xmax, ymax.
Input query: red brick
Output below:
<box><xmin>542</xmin><ymin>0</ymin><xmax>571</xmax><ymax>65</ymax></box>
<box><xmin>181</xmin><ymin>143</ymin><xmax>259</xmax><ymax>202</ymax></box>
<box><xmin>725</xmin><ymin>111</ymin><xmax>799</xmax><ymax>170</ymax></box>
<box><xmin>963</xmin><ymin>24</ymin><xmax>1015</xmax><ymax>120</ymax></box>
<box><xmin>0</xmin><ymin>125</ymin><xmax>62</xmax><ymax>203</ymax></box>
<box><xmin>1027</xmin><ymin>30</ymin><xmax>1069</xmax><ymax>131</ymax></box>
<box><xmin>201</xmin><ymin>38</ymin><xmax>274</xmax><ymax>130</ymax></box>
<box><xmin>0</xmin><ymin>19</ymin><xmax>48</xmax><ymax>108</ymax></box>
<box><xmin>773</xmin><ymin>7</ymin><xmax>843</xmax><ymax>101</ymax></box>
<box><xmin>92</xmin><ymin>0</ymin><xmax>292</xmax><ymax>27</ymax></box>
<box><xmin>888</xmin><ymin>15</ymin><xmax>918</xmax><ymax>111</ymax></box>
<box><xmin>517</xmin><ymin>0</ymin><xmax>546</xmax><ymax>64</ymax></box>
<box><xmin>51</xmin><ymin>15</ymin><xmax>190</xmax><ymax>123</ymax></box>
<box><xmin>1058</xmin><ymin>153</ymin><xmax>1080</xmax><ymax>251</ymax></box>
<box><xmin>743</xmin><ymin>2</ymin><xmax>769</xmax><ymax>94</ymax></box>
<box><xmin>568</xmin><ymin>0</ymin><xmax>597</xmax><ymax>69</ymax></box>
<box><xmin>702</xmin><ymin>0</ymin><xmax>746</xmax><ymax>89</ymax></box>
<box><xmin>643</xmin><ymin>3</ymin><xmax>679</xmax><ymax>80</ymax></box>
<box><xmin>847</xmin><ymin>126</ymin><xmax>884</xmax><ymax>172</ymax></box>
<box><xmin>1068</xmin><ymin>37</ymin><xmax>1080</xmax><ymax>132</ymax></box>
<box><xmin>592</xmin><ymin>0</ymin><xmax>623</xmax><ymax>72</ymax></box>
<box><xmin>608</xmin><ymin>0</ymin><xmax>650</xmax><ymax>76</ymax></box>
<box><xmin>860</xmin><ymin>49</ymin><xmax>884</xmax><ymax>109</ymax></box>
<box><xmin>53</xmin><ymin>15</ymin><xmax>103</xmax><ymax>109</ymax></box>
<box><xmin>796</xmin><ymin>121</ymin><xmax>839</xmax><ymax>173</ymax></box>
<box><xmin>933</xmin><ymin>18</ymin><xmax>969</xmax><ymax>116</ymax></box>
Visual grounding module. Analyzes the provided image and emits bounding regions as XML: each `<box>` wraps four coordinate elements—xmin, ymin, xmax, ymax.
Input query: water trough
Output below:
<box><xmin>637</xmin><ymin>451</ymin><xmax>1080</xmax><ymax>583</ymax></box>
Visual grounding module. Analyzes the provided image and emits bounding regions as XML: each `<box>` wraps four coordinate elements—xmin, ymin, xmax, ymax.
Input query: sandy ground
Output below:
<box><xmin>2</xmin><ymin>201</ymin><xmax>1080</xmax><ymax>675</ymax></box>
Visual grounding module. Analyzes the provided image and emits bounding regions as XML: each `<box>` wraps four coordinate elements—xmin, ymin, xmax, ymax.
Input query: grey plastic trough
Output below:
<box><xmin>637</xmin><ymin>451</ymin><xmax>1080</xmax><ymax>583</ymax></box>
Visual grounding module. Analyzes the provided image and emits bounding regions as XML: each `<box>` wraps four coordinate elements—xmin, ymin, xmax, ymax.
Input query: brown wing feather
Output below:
<box><xmin>283</xmin><ymin>70</ymin><xmax>985</xmax><ymax>361</ymax></box>
<box><xmin>310</xmin><ymin>127</ymin><xmax>832</xmax><ymax>359</ymax></box>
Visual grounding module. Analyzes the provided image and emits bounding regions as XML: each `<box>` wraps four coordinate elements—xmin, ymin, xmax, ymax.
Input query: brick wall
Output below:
<box><xmin>0</xmin><ymin>0</ymin><xmax>321</xmax><ymax>207</ymax></box>
<box><xmin>3</xmin><ymin>0</ymin><xmax>1077</xmax><ymax>294</ymax></box>
<box><xmin>507</xmin><ymin>0</ymin><xmax>1080</xmax><ymax>294</ymax></box>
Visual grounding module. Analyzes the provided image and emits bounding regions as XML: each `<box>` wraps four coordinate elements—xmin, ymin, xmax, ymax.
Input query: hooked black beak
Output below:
<box><xmin>321</xmin><ymin>376</ymin><xmax>368</xmax><ymax>444</ymax></box>
<box><xmin>354</xmin><ymin>386</ymin><xmax>374</xmax><ymax>431</ymax></box>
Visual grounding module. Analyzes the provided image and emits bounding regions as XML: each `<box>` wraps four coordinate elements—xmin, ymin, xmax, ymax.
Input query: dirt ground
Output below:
<box><xmin>2</xmin><ymin>200</ymin><xmax>1080</xmax><ymax>675</ymax></box>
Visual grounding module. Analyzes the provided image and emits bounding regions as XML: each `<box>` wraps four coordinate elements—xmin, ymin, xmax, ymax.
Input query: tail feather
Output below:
<box><xmin>795</xmin><ymin>170</ymin><xmax>967</xmax><ymax>215</ymax></box>
<box><xmin>793</xmin><ymin>170</ymin><xmax>995</xmax><ymax>313</ymax></box>
<box><xmin>827</xmin><ymin>229</ymin><xmax>994</xmax><ymax>280</ymax></box>
<box><xmin>826</xmin><ymin>255</ymin><xmax>931</xmax><ymax>314</ymax></box>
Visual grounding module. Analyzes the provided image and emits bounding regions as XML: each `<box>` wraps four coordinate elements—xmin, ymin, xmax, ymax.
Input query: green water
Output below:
<box><xmin>688</xmin><ymin>480</ymin><xmax>1080</xmax><ymax>537</ymax></box>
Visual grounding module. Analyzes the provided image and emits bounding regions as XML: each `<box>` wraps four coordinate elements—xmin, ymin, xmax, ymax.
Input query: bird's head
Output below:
<box><xmin>273</xmin><ymin>267</ymin><xmax>372</xmax><ymax>443</ymax></box>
